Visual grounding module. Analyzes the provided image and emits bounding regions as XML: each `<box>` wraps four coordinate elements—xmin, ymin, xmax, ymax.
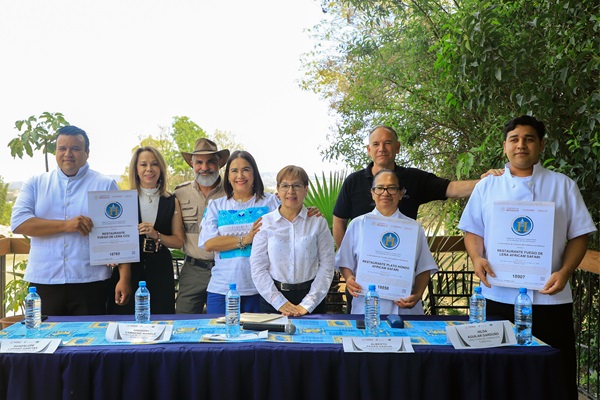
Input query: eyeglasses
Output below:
<box><xmin>371</xmin><ymin>186</ymin><xmax>402</xmax><ymax>195</ymax></box>
<box><xmin>278</xmin><ymin>183</ymin><xmax>305</xmax><ymax>192</ymax></box>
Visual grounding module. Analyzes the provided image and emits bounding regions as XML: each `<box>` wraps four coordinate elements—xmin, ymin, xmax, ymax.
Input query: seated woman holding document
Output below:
<box><xmin>335</xmin><ymin>169</ymin><xmax>438</xmax><ymax>315</ymax></box>
<box><xmin>250</xmin><ymin>165</ymin><xmax>335</xmax><ymax>316</ymax></box>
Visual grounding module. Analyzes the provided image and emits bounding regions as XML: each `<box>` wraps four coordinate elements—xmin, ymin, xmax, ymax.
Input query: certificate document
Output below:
<box><xmin>355</xmin><ymin>214</ymin><xmax>419</xmax><ymax>301</ymax></box>
<box><xmin>487</xmin><ymin>201</ymin><xmax>555</xmax><ymax>290</ymax></box>
<box><xmin>88</xmin><ymin>190</ymin><xmax>139</xmax><ymax>265</ymax></box>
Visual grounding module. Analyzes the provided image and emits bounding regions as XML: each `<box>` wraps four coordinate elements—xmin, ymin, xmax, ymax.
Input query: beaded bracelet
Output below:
<box><xmin>238</xmin><ymin>236</ymin><xmax>247</xmax><ymax>250</ymax></box>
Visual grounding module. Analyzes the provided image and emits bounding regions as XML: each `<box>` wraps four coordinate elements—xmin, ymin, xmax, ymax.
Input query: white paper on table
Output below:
<box><xmin>445</xmin><ymin>321</ymin><xmax>517</xmax><ymax>349</ymax></box>
<box><xmin>105</xmin><ymin>322</ymin><xmax>173</xmax><ymax>343</ymax></box>
<box><xmin>202</xmin><ymin>330</ymin><xmax>268</xmax><ymax>342</ymax></box>
<box><xmin>355</xmin><ymin>214</ymin><xmax>419</xmax><ymax>300</ymax></box>
<box><xmin>88</xmin><ymin>190</ymin><xmax>140</xmax><ymax>265</ymax></box>
<box><xmin>487</xmin><ymin>201</ymin><xmax>555</xmax><ymax>290</ymax></box>
<box><xmin>342</xmin><ymin>337</ymin><xmax>414</xmax><ymax>353</ymax></box>
<box><xmin>215</xmin><ymin>313</ymin><xmax>287</xmax><ymax>324</ymax></box>
<box><xmin>0</xmin><ymin>339</ymin><xmax>61</xmax><ymax>354</ymax></box>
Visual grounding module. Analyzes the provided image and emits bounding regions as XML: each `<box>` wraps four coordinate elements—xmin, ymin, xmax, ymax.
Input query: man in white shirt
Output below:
<box><xmin>459</xmin><ymin>115</ymin><xmax>596</xmax><ymax>400</ymax></box>
<box><xmin>11</xmin><ymin>126</ymin><xmax>131</xmax><ymax>315</ymax></box>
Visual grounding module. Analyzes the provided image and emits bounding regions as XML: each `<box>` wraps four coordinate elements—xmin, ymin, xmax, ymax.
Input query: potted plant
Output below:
<box><xmin>1</xmin><ymin>259</ymin><xmax>29</xmax><ymax>328</ymax></box>
<box><xmin>0</xmin><ymin>235</ymin><xmax>31</xmax><ymax>328</ymax></box>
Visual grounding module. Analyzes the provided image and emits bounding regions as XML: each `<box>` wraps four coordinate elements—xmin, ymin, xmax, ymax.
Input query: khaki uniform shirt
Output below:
<box><xmin>174</xmin><ymin>178</ymin><xmax>226</xmax><ymax>261</ymax></box>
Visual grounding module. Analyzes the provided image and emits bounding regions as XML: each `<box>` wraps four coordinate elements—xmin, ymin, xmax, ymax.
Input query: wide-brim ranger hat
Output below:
<box><xmin>181</xmin><ymin>138</ymin><xmax>230</xmax><ymax>168</ymax></box>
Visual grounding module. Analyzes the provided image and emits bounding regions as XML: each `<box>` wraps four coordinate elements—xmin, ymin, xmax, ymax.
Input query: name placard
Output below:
<box><xmin>446</xmin><ymin>321</ymin><xmax>517</xmax><ymax>349</ymax></box>
<box><xmin>342</xmin><ymin>337</ymin><xmax>414</xmax><ymax>353</ymax></box>
<box><xmin>105</xmin><ymin>323</ymin><xmax>173</xmax><ymax>343</ymax></box>
<box><xmin>0</xmin><ymin>339</ymin><xmax>61</xmax><ymax>353</ymax></box>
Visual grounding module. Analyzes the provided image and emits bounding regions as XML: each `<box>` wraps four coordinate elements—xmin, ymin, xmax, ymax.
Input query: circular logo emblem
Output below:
<box><xmin>380</xmin><ymin>232</ymin><xmax>400</xmax><ymax>250</ymax></box>
<box><xmin>105</xmin><ymin>202</ymin><xmax>123</xmax><ymax>219</ymax></box>
<box><xmin>511</xmin><ymin>216</ymin><xmax>534</xmax><ymax>236</ymax></box>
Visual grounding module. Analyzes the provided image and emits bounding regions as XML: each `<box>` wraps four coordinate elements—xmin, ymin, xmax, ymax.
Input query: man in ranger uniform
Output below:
<box><xmin>174</xmin><ymin>138</ymin><xmax>230</xmax><ymax>314</ymax></box>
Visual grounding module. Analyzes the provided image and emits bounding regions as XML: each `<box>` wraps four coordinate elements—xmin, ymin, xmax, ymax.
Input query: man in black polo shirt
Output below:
<box><xmin>334</xmin><ymin>126</ymin><xmax>499</xmax><ymax>311</ymax></box>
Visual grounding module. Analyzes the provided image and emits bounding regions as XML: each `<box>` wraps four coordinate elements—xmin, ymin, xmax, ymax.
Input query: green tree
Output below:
<box><xmin>119</xmin><ymin>133</ymin><xmax>176</xmax><ymax>190</ymax></box>
<box><xmin>0</xmin><ymin>177</ymin><xmax>10</xmax><ymax>226</ymax></box>
<box><xmin>121</xmin><ymin>116</ymin><xmax>245</xmax><ymax>191</ymax></box>
<box><xmin>212</xmin><ymin>129</ymin><xmax>244</xmax><ymax>153</ymax></box>
<box><xmin>303</xmin><ymin>0</ymin><xmax>599</xmax><ymax>230</ymax></box>
<box><xmin>8</xmin><ymin>112</ymin><xmax>69</xmax><ymax>172</ymax></box>
<box><xmin>167</xmin><ymin>116</ymin><xmax>208</xmax><ymax>183</ymax></box>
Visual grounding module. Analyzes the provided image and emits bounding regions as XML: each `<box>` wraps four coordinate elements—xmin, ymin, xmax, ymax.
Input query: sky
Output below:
<box><xmin>0</xmin><ymin>0</ymin><xmax>345</xmax><ymax>183</ymax></box>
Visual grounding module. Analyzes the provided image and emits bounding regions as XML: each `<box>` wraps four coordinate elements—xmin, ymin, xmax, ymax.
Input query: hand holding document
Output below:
<box><xmin>88</xmin><ymin>190</ymin><xmax>140</xmax><ymax>265</ymax></box>
<box><xmin>487</xmin><ymin>201</ymin><xmax>555</xmax><ymax>290</ymax></box>
<box><xmin>355</xmin><ymin>215</ymin><xmax>419</xmax><ymax>300</ymax></box>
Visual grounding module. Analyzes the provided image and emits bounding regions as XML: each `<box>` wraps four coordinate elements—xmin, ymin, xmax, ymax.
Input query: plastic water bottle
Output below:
<box><xmin>469</xmin><ymin>286</ymin><xmax>486</xmax><ymax>323</ymax></box>
<box><xmin>514</xmin><ymin>288</ymin><xmax>533</xmax><ymax>345</ymax></box>
<box><xmin>364</xmin><ymin>284</ymin><xmax>380</xmax><ymax>336</ymax></box>
<box><xmin>24</xmin><ymin>286</ymin><xmax>42</xmax><ymax>337</ymax></box>
<box><xmin>135</xmin><ymin>281</ymin><xmax>151</xmax><ymax>324</ymax></box>
<box><xmin>225</xmin><ymin>283</ymin><xmax>241</xmax><ymax>338</ymax></box>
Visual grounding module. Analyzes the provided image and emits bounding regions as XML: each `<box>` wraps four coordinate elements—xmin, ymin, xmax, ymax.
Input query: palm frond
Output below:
<box><xmin>304</xmin><ymin>170</ymin><xmax>346</xmax><ymax>232</ymax></box>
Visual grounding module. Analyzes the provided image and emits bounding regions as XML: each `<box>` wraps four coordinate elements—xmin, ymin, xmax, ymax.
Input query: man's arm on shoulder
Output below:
<box><xmin>539</xmin><ymin>234</ymin><xmax>589</xmax><ymax>295</ymax></box>
<box><xmin>333</xmin><ymin>216</ymin><xmax>348</xmax><ymax>249</ymax></box>
<box><xmin>446</xmin><ymin>169</ymin><xmax>504</xmax><ymax>199</ymax></box>
<box><xmin>446</xmin><ymin>180</ymin><xmax>479</xmax><ymax>199</ymax></box>
<box><xmin>464</xmin><ymin>232</ymin><xmax>495</xmax><ymax>287</ymax></box>
<box><xmin>13</xmin><ymin>216</ymin><xmax>93</xmax><ymax>237</ymax></box>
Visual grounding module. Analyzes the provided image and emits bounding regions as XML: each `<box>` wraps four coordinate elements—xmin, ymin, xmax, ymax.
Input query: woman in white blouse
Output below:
<box><xmin>199</xmin><ymin>151</ymin><xmax>280</xmax><ymax>314</ymax></box>
<box><xmin>336</xmin><ymin>169</ymin><xmax>438</xmax><ymax>315</ymax></box>
<box><xmin>250</xmin><ymin>166</ymin><xmax>335</xmax><ymax>316</ymax></box>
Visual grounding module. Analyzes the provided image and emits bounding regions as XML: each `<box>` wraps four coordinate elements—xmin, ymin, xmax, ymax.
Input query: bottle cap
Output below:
<box><xmin>474</xmin><ymin>286</ymin><xmax>482</xmax><ymax>293</ymax></box>
<box><xmin>519</xmin><ymin>287</ymin><xmax>527</xmax><ymax>293</ymax></box>
<box><xmin>28</xmin><ymin>287</ymin><xmax>36</xmax><ymax>293</ymax></box>
<box><xmin>139</xmin><ymin>281</ymin><xmax>147</xmax><ymax>287</ymax></box>
<box><xmin>368</xmin><ymin>284</ymin><xmax>376</xmax><ymax>291</ymax></box>
<box><xmin>229</xmin><ymin>283</ymin><xmax>237</xmax><ymax>290</ymax></box>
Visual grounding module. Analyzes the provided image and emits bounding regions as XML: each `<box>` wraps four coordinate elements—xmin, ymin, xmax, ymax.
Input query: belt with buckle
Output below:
<box><xmin>184</xmin><ymin>256</ymin><xmax>214</xmax><ymax>270</ymax></box>
<box><xmin>274</xmin><ymin>279</ymin><xmax>314</xmax><ymax>292</ymax></box>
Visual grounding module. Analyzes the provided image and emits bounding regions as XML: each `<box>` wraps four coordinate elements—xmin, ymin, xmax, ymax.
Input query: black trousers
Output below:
<box><xmin>31</xmin><ymin>280</ymin><xmax>110</xmax><ymax>316</ymax></box>
<box><xmin>487</xmin><ymin>299</ymin><xmax>577</xmax><ymax>400</ymax></box>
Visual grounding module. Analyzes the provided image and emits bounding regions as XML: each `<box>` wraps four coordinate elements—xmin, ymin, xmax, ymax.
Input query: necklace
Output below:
<box><xmin>234</xmin><ymin>193</ymin><xmax>254</xmax><ymax>204</ymax></box>
<box><xmin>140</xmin><ymin>187</ymin><xmax>159</xmax><ymax>203</ymax></box>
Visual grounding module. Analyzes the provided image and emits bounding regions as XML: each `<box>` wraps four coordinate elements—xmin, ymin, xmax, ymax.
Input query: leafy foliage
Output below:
<box><xmin>303</xmin><ymin>0</ymin><xmax>599</xmax><ymax>239</ymax></box>
<box><xmin>8</xmin><ymin>112</ymin><xmax>70</xmax><ymax>172</ymax></box>
<box><xmin>0</xmin><ymin>177</ymin><xmax>11</xmax><ymax>225</ymax></box>
<box><xmin>304</xmin><ymin>171</ymin><xmax>346</xmax><ymax>232</ymax></box>
<box><xmin>3</xmin><ymin>259</ymin><xmax>28</xmax><ymax>315</ymax></box>
<box><xmin>120</xmin><ymin>116</ymin><xmax>246</xmax><ymax>191</ymax></box>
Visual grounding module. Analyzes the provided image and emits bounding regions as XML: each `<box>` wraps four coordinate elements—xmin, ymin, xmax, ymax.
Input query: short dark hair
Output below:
<box><xmin>57</xmin><ymin>125</ymin><xmax>90</xmax><ymax>151</ymax></box>
<box><xmin>369</xmin><ymin>125</ymin><xmax>399</xmax><ymax>140</ymax></box>
<box><xmin>224</xmin><ymin>150</ymin><xmax>265</xmax><ymax>200</ymax></box>
<box><xmin>372</xmin><ymin>169</ymin><xmax>403</xmax><ymax>190</ymax></box>
<box><xmin>276</xmin><ymin>165</ymin><xmax>309</xmax><ymax>187</ymax></box>
<box><xmin>503</xmin><ymin>115</ymin><xmax>546</xmax><ymax>141</ymax></box>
